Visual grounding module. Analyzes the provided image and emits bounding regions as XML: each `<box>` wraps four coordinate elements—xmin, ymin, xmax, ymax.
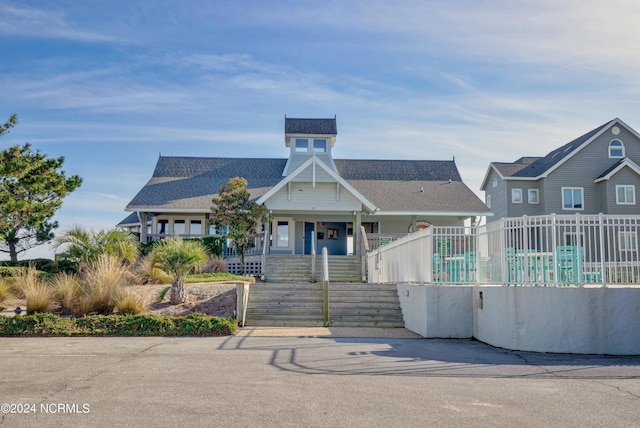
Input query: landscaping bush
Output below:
<box><xmin>0</xmin><ymin>312</ymin><xmax>237</xmax><ymax>336</ymax></box>
<box><xmin>76</xmin><ymin>254</ymin><xmax>128</xmax><ymax>315</ymax></box>
<box><xmin>133</xmin><ymin>254</ymin><xmax>173</xmax><ymax>285</ymax></box>
<box><xmin>198</xmin><ymin>256</ymin><xmax>228</xmax><ymax>274</ymax></box>
<box><xmin>52</xmin><ymin>273</ymin><xmax>82</xmax><ymax>314</ymax></box>
<box><xmin>186</xmin><ymin>272</ymin><xmax>254</xmax><ymax>283</ymax></box>
<box><xmin>0</xmin><ymin>279</ymin><xmax>12</xmax><ymax>302</ymax></box>
<box><xmin>201</xmin><ymin>236</ymin><xmax>225</xmax><ymax>257</ymax></box>
<box><xmin>115</xmin><ymin>289</ymin><xmax>147</xmax><ymax>315</ymax></box>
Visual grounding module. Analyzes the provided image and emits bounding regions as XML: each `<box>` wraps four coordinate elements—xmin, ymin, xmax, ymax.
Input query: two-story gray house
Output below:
<box><xmin>481</xmin><ymin>118</ymin><xmax>640</xmax><ymax>222</ymax></box>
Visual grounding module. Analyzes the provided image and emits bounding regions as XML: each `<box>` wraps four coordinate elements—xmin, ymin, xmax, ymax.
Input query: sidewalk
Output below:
<box><xmin>235</xmin><ymin>326</ymin><xmax>422</xmax><ymax>338</ymax></box>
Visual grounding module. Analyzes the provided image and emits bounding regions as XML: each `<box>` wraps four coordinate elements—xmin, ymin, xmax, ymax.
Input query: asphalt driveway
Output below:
<box><xmin>0</xmin><ymin>332</ymin><xmax>638</xmax><ymax>427</ymax></box>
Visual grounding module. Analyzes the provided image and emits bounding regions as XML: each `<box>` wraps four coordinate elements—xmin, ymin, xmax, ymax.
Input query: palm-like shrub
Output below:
<box><xmin>54</xmin><ymin>225</ymin><xmax>139</xmax><ymax>264</ymax></box>
<box><xmin>151</xmin><ymin>238</ymin><xmax>207</xmax><ymax>304</ymax></box>
<box><xmin>133</xmin><ymin>254</ymin><xmax>173</xmax><ymax>285</ymax></box>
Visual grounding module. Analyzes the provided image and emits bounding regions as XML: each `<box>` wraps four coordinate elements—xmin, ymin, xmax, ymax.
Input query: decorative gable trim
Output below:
<box><xmin>257</xmin><ymin>154</ymin><xmax>377</xmax><ymax>212</ymax></box>
<box><xmin>480</xmin><ymin>163</ymin><xmax>506</xmax><ymax>190</ymax></box>
<box><xmin>594</xmin><ymin>157</ymin><xmax>640</xmax><ymax>183</ymax></box>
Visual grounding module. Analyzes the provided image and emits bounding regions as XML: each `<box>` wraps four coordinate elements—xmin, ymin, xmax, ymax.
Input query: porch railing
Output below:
<box><xmin>367</xmin><ymin>213</ymin><xmax>640</xmax><ymax>287</ymax></box>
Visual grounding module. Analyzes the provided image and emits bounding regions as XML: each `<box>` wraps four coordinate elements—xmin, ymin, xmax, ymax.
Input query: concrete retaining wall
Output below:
<box><xmin>396</xmin><ymin>283</ymin><xmax>640</xmax><ymax>355</ymax></box>
<box><xmin>474</xmin><ymin>286</ymin><xmax>640</xmax><ymax>355</ymax></box>
<box><xmin>397</xmin><ymin>284</ymin><xmax>473</xmax><ymax>338</ymax></box>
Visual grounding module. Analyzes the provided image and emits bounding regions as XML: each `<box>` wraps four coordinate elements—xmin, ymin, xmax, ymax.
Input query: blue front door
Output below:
<box><xmin>304</xmin><ymin>222</ymin><xmax>315</xmax><ymax>254</ymax></box>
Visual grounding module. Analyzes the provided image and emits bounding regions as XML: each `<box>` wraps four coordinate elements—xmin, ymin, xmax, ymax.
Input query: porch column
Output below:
<box><xmin>140</xmin><ymin>211</ymin><xmax>148</xmax><ymax>242</ymax></box>
<box><xmin>411</xmin><ymin>215</ymin><xmax>417</xmax><ymax>233</ymax></box>
<box><xmin>204</xmin><ymin>213</ymin><xmax>211</xmax><ymax>236</ymax></box>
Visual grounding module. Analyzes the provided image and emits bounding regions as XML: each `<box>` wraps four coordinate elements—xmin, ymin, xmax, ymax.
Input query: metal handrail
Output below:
<box><xmin>322</xmin><ymin>247</ymin><xmax>329</xmax><ymax>326</ymax></box>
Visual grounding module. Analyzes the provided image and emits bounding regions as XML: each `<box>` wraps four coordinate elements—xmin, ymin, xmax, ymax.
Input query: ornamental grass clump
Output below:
<box><xmin>52</xmin><ymin>272</ymin><xmax>82</xmax><ymax>314</ymax></box>
<box><xmin>12</xmin><ymin>268</ymin><xmax>53</xmax><ymax>315</ymax></box>
<box><xmin>76</xmin><ymin>254</ymin><xmax>127</xmax><ymax>315</ymax></box>
<box><xmin>115</xmin><ymin>289</ymin><xmax>147</xmax><ymax>315</ymax></box>
<box><xmin>0</xmin><ymin>279</ymin><xmax>12</xmax><ymax>302</ymax></box>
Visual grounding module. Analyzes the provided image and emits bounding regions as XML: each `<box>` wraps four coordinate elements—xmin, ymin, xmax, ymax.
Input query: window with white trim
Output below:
<box><xmin>616</xmin><ymin>185</ymin><xmax>635</xmax><ymax>205</ymax></box>
<box><xmin>486</xmin><ymin>194</ymin><xmax>491</xmax><ymax>208</ymax></box>
<box><xmin>492</xmin><ymin>177</ymin><xmax>498</xmax><ymax>187</ymax></box>
<box><xmin>528</xmin><ymin>189</ymin><xmax>539</xmax><ymax>204</ymax></box>
<box><xmin>609</xmin><ymin>139</ymin><xmax>624</xmax><ymax>158</ymax></box>
<box><xmin>295</xmin><ymin>138</ymin><xmax>309</xmax><ymax>152</ymax></box>
<box><xmin>313</xmin><ymin>139</ymin><xmax>327</xmax><ymax>152</ymax></box>
<box><xmin>276</xmin><ymin>221</ymin><xmax>290</xmax><ymax>247</ymax></box>
<box><xmin>619</xmin><ymin>231</ymin><xmax>637</xmax><ymax>251</ymax></box>
<box><xmin>562</xmin><ymin>187</ymin><xmax>583</xmax><ymax>210</ymax></box>
<box><xmin>512</xmin><ymin>188</ymin><xmax>523</xmax><ymax>203</ymax></box>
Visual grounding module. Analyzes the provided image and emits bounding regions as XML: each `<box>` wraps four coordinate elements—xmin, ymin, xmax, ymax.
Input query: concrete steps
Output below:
<box><xmin>244</xmin><ymin>282</ymin><xmax>404</xmax><ymax>328</ymax></box>
<box><xmin>264</xmin><ymin>255</ymin><xmax>363</xmax><ymax>283</ymax></box>
<box><xmin>328</xmin><ymin>284</ymin><xmax>405</xmax><ymax>328</ymax></box>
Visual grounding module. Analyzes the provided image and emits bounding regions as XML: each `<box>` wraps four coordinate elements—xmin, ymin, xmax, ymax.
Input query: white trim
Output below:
<box><xmin>257</xmin><ymin>155</ymin><xmax>377</xmax><ymax>212</ymax></box>
<box><xmin>503</xmin><ymin>118</ymin><xmax>637</xmax><ymax>181</ymax></box>
<box><xmin>511</xmin><ymin>188</ymin><xmax>523</xmax><ymax>204</ymax></box>
<box><xmin>528</xmin><ymin>189</ymin><xmax>539</xmax><ymax>204</ymax></box>
<box><xmin>594</xmin><ymin>158</ymin><xmax>640</xmax><ymax>183</ymax></box>
<box><xmin>608</xmin><ymin>139</ymin><xmax>625</xmax><ymax>158</ymax></box>
<box><xmin>561</xmin><ymin>187</ymin><xmax>584</xmax><ymax>211</ymax></box>
<box><xmin>480</xmin><ymin>164</ymin><xmax>506</xmax><ymax>190</ymax></box>
<box><xmin>616</xmin><ymin>185</ymin><xmax>636</xmax><ymax>205</ymax></box>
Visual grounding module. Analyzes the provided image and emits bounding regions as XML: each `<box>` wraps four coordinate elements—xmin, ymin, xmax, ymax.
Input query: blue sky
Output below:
<box><xmin>2</xmin><ymin>0</ymin><xmax>640</xmax><ymax>259</ymax></box>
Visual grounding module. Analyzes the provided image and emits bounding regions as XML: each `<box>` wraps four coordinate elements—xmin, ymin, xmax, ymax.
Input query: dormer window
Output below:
<box><xmin>313</xmin><ymin>139</ymin><xmax>327</xmax><ymax>153</ymax></box>
<box><xmin>295</xmin><ymin>139</ymin><xmax>309</xmax><ymax>152</ymax></box>
<box><xmin>609</xmin><ymin>139</ymin><xmax>624</xmax><ymax>158</ymax></box>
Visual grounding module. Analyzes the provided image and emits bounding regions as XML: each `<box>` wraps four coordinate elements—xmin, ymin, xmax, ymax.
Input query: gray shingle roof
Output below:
<box><xmin>512</xmin><ymin>122</ymin><xmax>610</xmax><ymax>178</ymax></box>
<box><xmin>285</xmin><ymin>118</ymin><xmax>337</xmax><ymax>135</ymax></box>
<box><xmin>126</xmin><ymin>156</ymin><xmax>489</xmax><ymax>214</ymax></box>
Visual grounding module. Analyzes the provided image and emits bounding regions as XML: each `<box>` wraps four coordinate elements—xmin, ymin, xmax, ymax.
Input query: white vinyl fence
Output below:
<box><xmin>367</xmin><ymin>214</ymin><xmax>640</xmax><ymax>286</ymax></box>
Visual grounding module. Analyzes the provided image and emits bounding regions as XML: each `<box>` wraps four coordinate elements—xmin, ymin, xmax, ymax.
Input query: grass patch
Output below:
<box><xmin>186</xmin><ymin>272</ymin><xmax>255</xmax><ymax>284</ymax></box>
<box><xmin>0</xmin><ymin>312</ymin><xmax>237</xmax><ymax>336</ymax></box>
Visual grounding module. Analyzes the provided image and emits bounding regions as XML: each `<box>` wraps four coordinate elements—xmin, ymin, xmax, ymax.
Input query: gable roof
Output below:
<box><xmin>285</xmin><ymin>117</ymin><xmax>337</xmax><ymax>135</ymax></box>
<box><xmin>511</xmin><ymin>120</ymin><xmax>614</xmax><ymax>178</ymax></box>
<box><xmin>480</xmin><ymin>157</ymin><xmax>539</xmax><ymax>190</ymax></box>
<box><xmin>125</xmin><ymin>156</ymin><xmax>490</xmax><ymax>216</ymax></box>
<box><xmin>594</xmin><ymin>157</ymin><xmax>640</xmax><ymax>183</ymax></box>
<box><xmin>256</xmin><ymin>155</ymin><xmax>376</xmax><ymax>212</ymax></box>
<box><xmin>482</xmin><ymin>118</ymin><xmax>638</xmax><ymax>188</ymax></box>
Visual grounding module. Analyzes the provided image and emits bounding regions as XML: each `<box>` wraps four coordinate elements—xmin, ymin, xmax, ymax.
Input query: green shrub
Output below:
<box><xmin>201</xmin><ymin>236</ymin><xmax>225</xmax><ymax>257</ymax></box>
<box><xmin>0</xmin><ymin>313</ymin><xmax>237</xmax><ymax>336</ymax></box>
<box><xmin>133</xmin><ymin>254</ymin><xmax>173</xmax><ymax>285</ymax></box>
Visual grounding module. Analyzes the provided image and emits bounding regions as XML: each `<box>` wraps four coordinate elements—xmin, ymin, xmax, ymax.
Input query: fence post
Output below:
<box><xmin>551</xmin><ymin>213</ymin><xmax>558</xmax><ymax>287</ymax></box>
<box><xmin>598</xmin><ymin>213</ymin><xmax>607</xmax><ymax>288</ymax></box>
<box><xmin>576</xmin><ymin>213</ymin><xmax>584</xmax><ymax>286</ymax></box>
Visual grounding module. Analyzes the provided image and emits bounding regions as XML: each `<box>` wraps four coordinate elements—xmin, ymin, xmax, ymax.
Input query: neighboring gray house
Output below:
<box><xmin>121</xmin><ymin>117</ymin><xmax>490</xmax><ymax>256</ymax></box>
<box><xmin>481</xmin><ymin>118</ymin><xmax>640</xmax><ymax>222</ymax></box>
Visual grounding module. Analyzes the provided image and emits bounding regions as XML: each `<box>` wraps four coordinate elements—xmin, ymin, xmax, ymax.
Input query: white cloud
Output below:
<box><xmin>0</xmin><ymin>4</ymin><xmax>121</xmax><ymax>42</ymax></box>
